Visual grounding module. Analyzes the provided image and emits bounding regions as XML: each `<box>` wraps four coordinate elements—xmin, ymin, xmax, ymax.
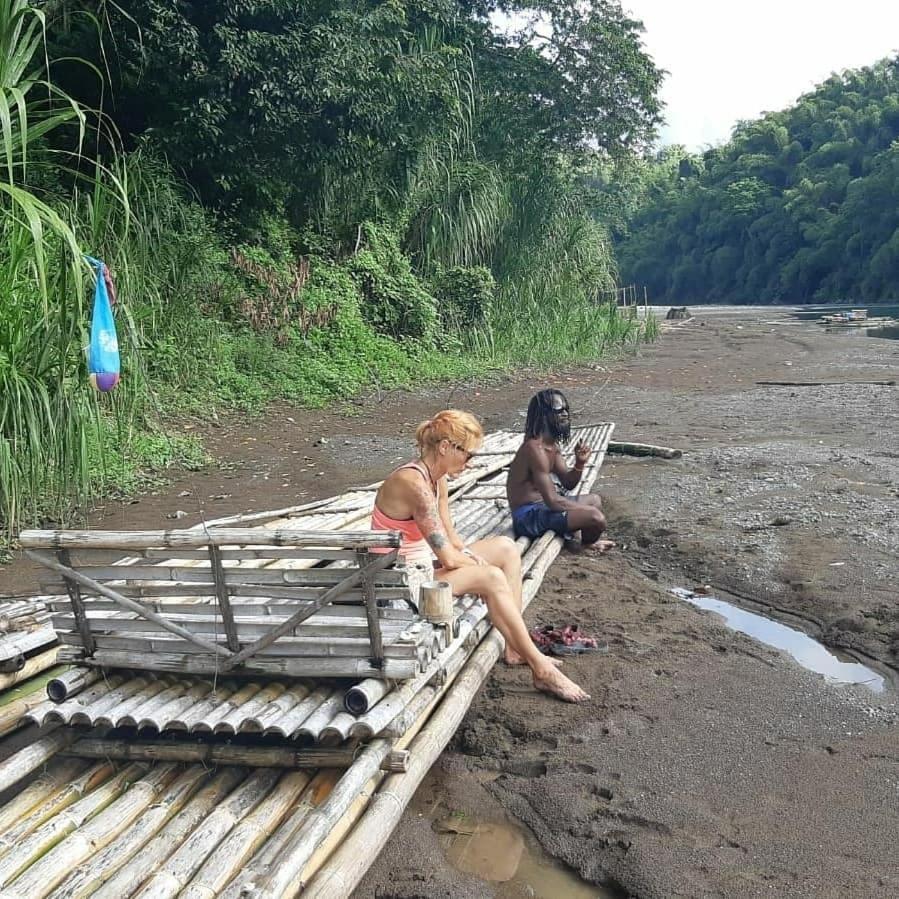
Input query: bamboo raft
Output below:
<box><xmin>0</xmin><ymin>424</ymin><xmax>613</xmax><ymax>898</ymax></box>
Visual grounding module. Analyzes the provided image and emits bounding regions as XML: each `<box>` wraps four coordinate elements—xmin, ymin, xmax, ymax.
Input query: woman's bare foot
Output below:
<box><xmin>533</xmin><ymin>665</ymin><xmax>590</xmax><ymax>702</ymax></box>
<box><xmin>504</xmin><ymin>648</ymin><xmax>562</xmax><ymax>668</ymax></box>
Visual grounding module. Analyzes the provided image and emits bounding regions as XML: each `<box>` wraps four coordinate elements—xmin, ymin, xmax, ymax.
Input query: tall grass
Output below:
<box><xmin>0</xmin><ymin>0</ymin><xmax>104</xmax><ymax>534</ymax></box>
<box><xmin>463</xmin><ymin>160</ymin><xmax>649</xmax><ymax>366</ymax></box>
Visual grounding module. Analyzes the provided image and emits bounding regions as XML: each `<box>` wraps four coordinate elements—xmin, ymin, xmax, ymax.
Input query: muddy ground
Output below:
<box><xmin>2</xmin><ymin>308</ymin><xmax>898</xmax><ymax>898</ymax></box>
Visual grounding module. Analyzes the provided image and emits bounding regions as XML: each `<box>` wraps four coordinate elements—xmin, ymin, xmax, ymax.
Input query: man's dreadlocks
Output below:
<box><xmin>524</xmin><ymin>389</ymin><xmax>571</xmax><ymax>442</ymax></box>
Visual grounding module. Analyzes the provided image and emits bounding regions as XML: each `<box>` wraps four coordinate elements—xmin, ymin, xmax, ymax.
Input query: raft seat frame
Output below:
<box><xmin>18</xmin><ymin>528</ymin><xmax>439</xmax><ymax>681</ymax></box>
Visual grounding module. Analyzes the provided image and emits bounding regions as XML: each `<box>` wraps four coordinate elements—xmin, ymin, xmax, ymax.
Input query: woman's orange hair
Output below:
<box><xmin>415</xmin><ymin>410</ymin><xmax>483</xmax><ymax>453</ymax></box>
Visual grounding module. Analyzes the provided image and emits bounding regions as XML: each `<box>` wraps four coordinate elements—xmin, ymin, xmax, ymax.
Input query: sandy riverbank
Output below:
<box><xmin>357</xmin><ymin>308</ymin><xmax>899</xmax><ymax>899</ymax></box>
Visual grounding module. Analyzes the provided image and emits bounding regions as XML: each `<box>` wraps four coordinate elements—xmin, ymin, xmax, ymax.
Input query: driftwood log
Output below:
<box><xmin>755</xmin><ymin>379</ymin><xmax>896</xmax><ymax>387</ymax></box>
<box><xmin>607</xmin><ymin>440</ymin><xmax>683</xmax><ymax>459</ymax></box>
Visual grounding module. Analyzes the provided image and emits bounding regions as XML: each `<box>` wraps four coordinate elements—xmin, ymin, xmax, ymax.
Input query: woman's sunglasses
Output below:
<box><xmin>449</xmin><ymin>442</ymin><xmax>477</xmax><ymax>462</ymax></box>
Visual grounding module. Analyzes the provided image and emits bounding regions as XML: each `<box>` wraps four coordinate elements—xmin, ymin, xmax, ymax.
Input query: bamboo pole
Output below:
<box><xmin>132</xmin><ymin>768</ymin><xmax>281</xmax><ymax>899</ymax></box>
<box><xmin>20</xmin><ymin>529</ymin><xmax>400</xmax><ymax>551</ymax></box>
<box><xmin>343</xmin><ymin>678</ymin><xmax>391</xmax><ymax>716</ymax></box>
<box><xmin>61</xmin><ymin>738</ymin><xmax>409</xmax><ymax>772</ymax></box>
<box><xmin>0</xmin><ymin>727</ymin><xmax>79</xmax><ymax>794</ymax></box>
<box><xmin>607</xmin><ymin>440</ymin><xmax>682</xmax><ymax>459</ymax></box>
<box><xmin>46</xmin><ymin>668</ymin><xmax>100</xmax><ymax>703</ymax></box>
<box><xmin>177</xmin><ymin>770</ymin><xmax>312</xmax><ymax>899</ymax></box>
<box><xmin>0</xmin><ymin>762</ymin><xmax>115</xmax><ymax>854</ymax></box>
<box><xmin>0</xmin><ymin>649</ymin><xmax>58</xmax><ymax>691</ymax></box>
<box><xmin>0</xmin><ymin>758</ymin><xmax>87</xmax><ymax>837</ymax></box>
<box><xmin>6</xmin><ymin>764</ymin><xmax>182</xmax><ymax>898</ymax></box>
<box><xmin>47</xmin><ymin>765</ymin><xmax>210</xmax><ymax>899</ymax></box>
<box><xmin>90</xmin><ymin>768</ymin><xmax>246</xmax><ymax>899</ymax></box>
<box><xmin>0</xmin><ymin>629</ymin><xmax>57</xmax><ymax>672</ymax></box>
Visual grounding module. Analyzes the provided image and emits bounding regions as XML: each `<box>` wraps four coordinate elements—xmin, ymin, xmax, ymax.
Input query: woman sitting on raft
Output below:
<box><xmin>371</xmin><ymin>410</ymin><xmax>589</xmax><ymax>703</ymax></box>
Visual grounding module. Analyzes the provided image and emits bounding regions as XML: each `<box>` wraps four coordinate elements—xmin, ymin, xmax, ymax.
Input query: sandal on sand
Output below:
<box><xmin>529</xmin><ymin>623</ymin><xmax>609</xmax><ymax>656</ymax></box>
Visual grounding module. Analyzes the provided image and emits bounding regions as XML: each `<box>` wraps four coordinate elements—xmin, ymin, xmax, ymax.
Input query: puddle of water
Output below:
<box><xmin>672</xmin><ymin>588</ymin><xmax>885</xmax><ymax>693</ymax></box>
<box><xmin>435</xmin><ymin>814</ymin><xmax>612</xmax><ymax>898</ymax></box>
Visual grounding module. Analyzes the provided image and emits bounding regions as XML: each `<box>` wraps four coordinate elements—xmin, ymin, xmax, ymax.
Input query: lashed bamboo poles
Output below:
<box><xmin>89</xmin><ymin>768</ymin><xmax>247</xmax><ymax>899</ymax></box>
<box><xmin>0</xmin><ymin>762</ymin><xmax>148</xmax><ymax>887</ymax></box>
<box><xmin>3</xmin><ymin>764</ymin><xmax>181</xmax><ymax>898</ymax></box>
<box><xmin>0</xmin><ymin>424</ymin><xmax>611</xmax><ymax>899</ymax></box>
<box><xmin>0</xmin><ymin>762</ymin><xmax>118</xmax><ymax>849</ymax></box>
<box><xmin>47</xmin><ymin>765</ymin><xmax>211</xmax><ymax>899</ymax></box>
<box><xmin>0</xmin><ymin>758</ymin><xmax>92</xmax><ymax>840</ymax></box>
<box><xmin>132</xmin><ymin>768</ymin><xmax>282</xmax><ymax>899</ymax></box>
<box><xmin>177</xmin><ymin>770</ymin><xmax>312</xmax><ymax>899</ymax></box>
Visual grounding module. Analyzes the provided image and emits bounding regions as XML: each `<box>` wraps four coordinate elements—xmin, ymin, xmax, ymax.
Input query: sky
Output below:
<box><xmin>623</xmin><ymin>1</ymin><xmax>899</xmax><ymax>149</ymax></box>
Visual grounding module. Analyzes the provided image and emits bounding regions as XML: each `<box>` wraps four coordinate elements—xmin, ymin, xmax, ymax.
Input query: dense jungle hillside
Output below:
<box><xmin>613</xmin><ymin>57</ymin><xmax>899</xmax><ymax>304</ymax></box>
<box><xmin>0</xmin><ymin>0</ymin><xmax>662</xmax><ymax>539</ymax></box>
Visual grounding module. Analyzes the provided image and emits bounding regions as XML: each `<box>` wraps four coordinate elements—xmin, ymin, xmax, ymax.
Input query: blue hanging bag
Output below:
<box><xmin>85</xmin><ymin>256</ymin><xmax>120</xmax><ymax>392</ymax></box>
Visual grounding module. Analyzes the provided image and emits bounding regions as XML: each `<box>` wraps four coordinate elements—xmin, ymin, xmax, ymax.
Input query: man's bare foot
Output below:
<box><xmin>582</xmin><ymin>539</ymin><xmax>616</xmax><ymax>554</ymax></box>
<box><xmin>533</xmin><ymin>665</ymin><xmax>590</xmax><ymax>703</ymax></box>
<box><xmin>504</xmin><ymin>648</ymin><xmax>561</xmax><ymax>668</ymax></box>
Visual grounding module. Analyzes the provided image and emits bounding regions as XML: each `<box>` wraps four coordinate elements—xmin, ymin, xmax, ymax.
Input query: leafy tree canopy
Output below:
<box><xmin>613</xmin><ymin>56</ymin><xmax>899</xmax><ymax>304</ymax></box>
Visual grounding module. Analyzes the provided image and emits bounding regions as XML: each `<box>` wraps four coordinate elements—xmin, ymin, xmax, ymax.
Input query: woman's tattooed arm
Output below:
<box><xmin>410</xmin><ymin>479</ymin><xmax>469</xmax><ymax>567</ymax></box>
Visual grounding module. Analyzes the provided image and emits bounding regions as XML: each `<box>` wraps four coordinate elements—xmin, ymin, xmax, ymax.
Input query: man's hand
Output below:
<box><xmin>574</xmin><ymin>441</ymin><xmax>592</xmax><ymax>469</ymax></box>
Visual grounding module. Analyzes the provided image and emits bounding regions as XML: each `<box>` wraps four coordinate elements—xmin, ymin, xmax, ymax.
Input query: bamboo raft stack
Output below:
<box><xmin>0</xmin><ymin>424</ymin><xmax>613</xmax><ymax>898</ymax></box>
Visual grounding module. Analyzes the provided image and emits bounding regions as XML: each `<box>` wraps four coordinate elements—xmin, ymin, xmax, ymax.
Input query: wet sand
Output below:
<box><xmin>2</xmin><ymin>307</ymin><xmax>897</xmax><ymax>897</ymax></box>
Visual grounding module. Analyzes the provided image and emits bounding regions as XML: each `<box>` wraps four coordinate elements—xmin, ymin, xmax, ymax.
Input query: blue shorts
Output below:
<box><xmin>512</xmin><ymin>502</ymin><xmax>569</xmax><ymax>539</ymax></box>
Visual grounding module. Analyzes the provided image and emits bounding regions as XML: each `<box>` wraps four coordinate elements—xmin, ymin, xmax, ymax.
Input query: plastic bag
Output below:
<box><xmin>85</xmin><ymin>256</ymin><xmax>120</xmax><ymax>392</ymax></box>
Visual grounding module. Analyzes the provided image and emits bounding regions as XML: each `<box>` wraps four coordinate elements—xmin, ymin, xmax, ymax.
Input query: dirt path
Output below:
<box><xmin>2</xmin><ymin>308</ymin><xmax>897</xmax><ymax>898</ymax></box>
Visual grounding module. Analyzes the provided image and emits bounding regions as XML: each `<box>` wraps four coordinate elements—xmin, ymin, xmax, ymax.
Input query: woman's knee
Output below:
<box><xmin>495</xmin><ymin>536</ymin><xmax>520</xmax><ymax>567</ymax></box>
<box><xmin>479</xmin><ymin>564</ymin><xmax>510</xmax><ymax>596</ymax></box>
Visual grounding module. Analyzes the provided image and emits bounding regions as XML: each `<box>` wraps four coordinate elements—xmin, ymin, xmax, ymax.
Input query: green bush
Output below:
<box><xmin>432</xmin><ymin>265</ymin><xmax>496</xmax><ymax>329</ymax></box>
<box><xmin>347</xmin><ymin>223</ymin><xmax>438</xmax><ymax>341</ymax></box>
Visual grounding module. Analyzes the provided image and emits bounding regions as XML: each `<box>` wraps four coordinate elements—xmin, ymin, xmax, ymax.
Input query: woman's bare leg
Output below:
<box><xmin>435</xmin><ymin>561</ymin><xmax>589</xmax><ymax>703</ymax></box>
<box><xmin>464</xmin><ymin>536</ymin><xmax>535</xmax><ymax>665</ymax></box>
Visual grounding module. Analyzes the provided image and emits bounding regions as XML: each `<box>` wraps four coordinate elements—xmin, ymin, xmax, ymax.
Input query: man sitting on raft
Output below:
<box><xmin>506</xmin><ymin>389</ymin><xmax>614</xmax><ymax>551</ymax></box>
<box><xmin>371</xmin><ymin>409</ymin><xmax>589</xmax><ymax>703</ymax></box>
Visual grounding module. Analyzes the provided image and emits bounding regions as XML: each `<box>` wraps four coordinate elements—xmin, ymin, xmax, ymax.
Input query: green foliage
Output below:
<box><xmin>0</xmin><ymin>0</ymin><xmax>664</xmax><ymax>542</ymax></box>
<box><xmin>347</xmin><ymin>223</ymin><xmax>438</xmax><ymax>341</ymax></box>
<box><xmin>615</xmin><ymin>56</ymin><xmax>899</xmax><ymax>303</ymax></box>
<box><xmin>432</xmin><ymin>265</ymin><xmax>495</xmax><ymax>329</ymax></box>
